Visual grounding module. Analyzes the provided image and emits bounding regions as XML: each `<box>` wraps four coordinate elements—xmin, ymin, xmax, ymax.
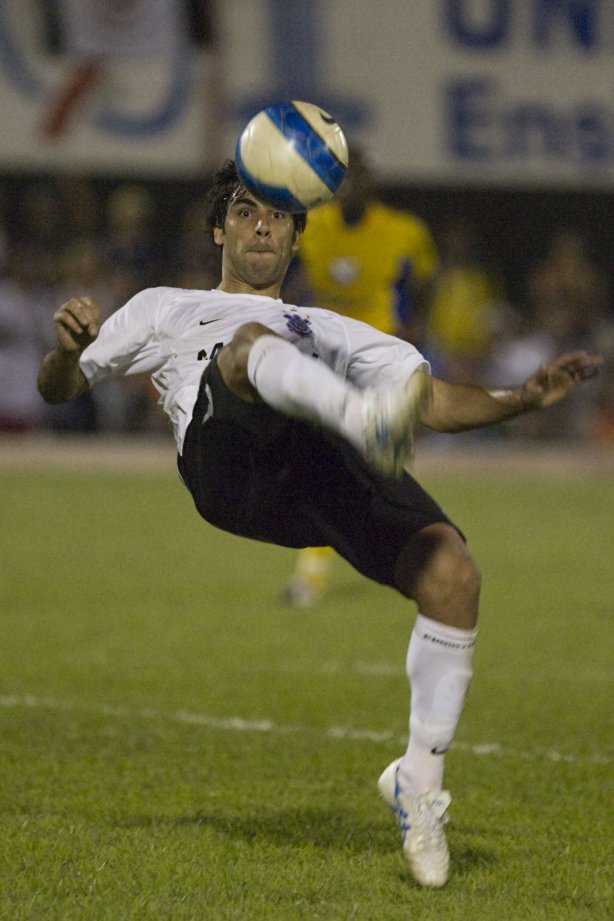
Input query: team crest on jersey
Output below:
<box><xmin>283</xmin><ymin>311</ymin><xmax>313</xmax><ymax>339</ymax></box>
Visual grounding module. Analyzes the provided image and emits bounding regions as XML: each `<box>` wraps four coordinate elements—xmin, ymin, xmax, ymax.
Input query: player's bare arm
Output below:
<box><xmin>418</xmin><ymin>350</ymin><xmax>604</xmax><ymax>433</ymax></box>
<box><xmin>37</xmin><ymin>297</ymin><xmax>100</xmax><ymax>404</ymax></box>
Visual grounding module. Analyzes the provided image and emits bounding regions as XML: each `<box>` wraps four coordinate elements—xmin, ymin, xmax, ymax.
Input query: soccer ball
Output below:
<box><xmin>235</xmin><ymin>101</ymin><xmax>349</xmax><ymax>213</ymax></box>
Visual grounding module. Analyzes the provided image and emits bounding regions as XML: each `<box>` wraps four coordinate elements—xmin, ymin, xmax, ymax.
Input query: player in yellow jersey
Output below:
<box><xmin>282</xmin><ymin>148</ymin><xmax>438</xmax><ymax>606</ymax></box>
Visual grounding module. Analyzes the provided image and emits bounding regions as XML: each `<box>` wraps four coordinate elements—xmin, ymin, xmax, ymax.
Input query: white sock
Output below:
<box><xmin>247</xmin><ymin>335</ymin><xmax>364</xmax><ymax>446</ymax></box>
<box><xmin>397</xmin><ymin>613</ymin><xmax>477</xmax><ymax>797</ymax></box>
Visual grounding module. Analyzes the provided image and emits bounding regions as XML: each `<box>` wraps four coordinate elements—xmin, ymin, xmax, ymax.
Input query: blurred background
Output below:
<box><xmin>0</xmin><ymin>0</ymin><xmax>612</xmax><ymax>443</ymax></box>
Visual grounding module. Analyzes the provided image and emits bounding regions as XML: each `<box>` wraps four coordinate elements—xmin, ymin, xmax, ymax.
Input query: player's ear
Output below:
<box><xmin>291</xmin><ymin>228</ymin><xmax>302</xmax><ymax>252</ymax></box>
<box><xmin>213</xmin><ymin>226</ymin><xmax>224</xmax><ymax>246</ymax></box>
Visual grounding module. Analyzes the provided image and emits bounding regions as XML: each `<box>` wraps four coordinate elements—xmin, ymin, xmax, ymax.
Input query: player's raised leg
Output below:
<box><xmin>218</xmin><ymin>323</ymin><xmax>431</xmax><ymax>479</ymax></box>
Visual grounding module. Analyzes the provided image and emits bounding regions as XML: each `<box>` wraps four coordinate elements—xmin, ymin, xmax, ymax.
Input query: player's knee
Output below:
<box><xmin>217</xmin><ymin>322</ymin><xmax>278</xmax><ymax>400</ymax></box>
<box><xmin>395</xmin><ymin>523</ymin><xmax>481</xmax><ymax>611</ymax></box>
<box><xmin>445</xmin><ymin>549</ymin><xmax>481</xmax><ymax>604</ymax></box>
<box><xmin>432</xmin><ymin>536</ymin><xmax>481</xmax><ymax>608</ymax></box>
<box><xmin>224</xmin><ymin>322</ymin><xmax>276</xmax><ymax>366</ymax></box>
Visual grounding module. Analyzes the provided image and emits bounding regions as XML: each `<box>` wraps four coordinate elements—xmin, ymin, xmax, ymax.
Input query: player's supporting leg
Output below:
<box><xmin>378</xmin><ymin>522</ymin><xmax>480</xmax><ymax>887</ymax></box>
<box><xmin>217</xmin><ymin>324</ymin><xmax>430</xmax><ymax>478</ymax></box>
<box><xmin>282</xmin><ymin>546</ymin><xmax>335</xmax><ymax>607</ymax></box>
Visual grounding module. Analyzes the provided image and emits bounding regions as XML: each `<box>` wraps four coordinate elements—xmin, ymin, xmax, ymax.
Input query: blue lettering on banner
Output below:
<box><xmin>447</xmin><ymin>78</ymin><xmax>494</xmax><ymax>159</ymax></box>
<box><xmin>533</xmin><ymin>0</ymin><xmax>596</xmax><ymax>48</ymax></box>
<box><xmin>445</xmin><ymin>0</ymin><xmax>601</xmax><ymax>51</ymax></box>
<box><xmin>445</xmin><ymin>0</ymin><xmax>510</xmax><ymax>48</ymax></box>
<box><xmin>446</xmin><ymin>77</ymin><xmax>614</xmax><ymax>166</ymax></box>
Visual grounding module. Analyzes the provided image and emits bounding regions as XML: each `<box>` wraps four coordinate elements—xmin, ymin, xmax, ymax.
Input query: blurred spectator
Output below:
<box><xmin>55</xmin><ymin>235</ymin><xmax>137</xmax><ymax>310</ymax></box>
<box><xmin>488</xmin><ymin>304</ymin><xmax>555</xmax><ymax>384</ymax></box>
<box><xmin>12</xmin><ymin>183</ymin><xmax>68</xmax><ymax>289</ymax></box>
<box><xmin>425</xmin><ymin>215</ymin><xmax>502</xmax><ymax>382</ymax></box>
<box><xmin>591</xmin><ymin>369</ymin><xmax>614</xmax><ymax>443</ymax></box>
<box><xmin>0</xmin><ymin>185</ymin><xmax>8</xmax><ymax>275</ymax></box>
<box><xmin>57</xmin><ymin>174</ymin><xmax>103</xmax><ymax>239</ymax></box>
<box><xmin>483</xmin><ymin>304</ymin><xmax>556</xmax><ymax>439</ymax></box>
<box><xmin>528</xmin><ymin>229</ymin><xmax>609</xmax><ymax>347</ymax></box>
<box><xmin>102</xmin><ymin>184</ymin><xmax>159</xmax><ymax>289</ymax></box>
<box><xmin>589</xmin><ymin>317</ymin><xmax>614</xmax><ymax>444</ymax></box>
<box><xmin>171</xmin><ymin>195</ymin><xmax>221</xmax><ymax>289</ymax></box>
<box><xmin>0</xmin><ymin>247</ymin><xmax>53</xmax><ymax>432</ymax></box>
<box><xmin>484</xmin><ymin>230</ymin><xmax>611</xmax><ymax>441</ymax></box>
<box><xmin>523</xmin><ymin>229</ymin><xmax>611</xmax><ymax>439</ymax></box>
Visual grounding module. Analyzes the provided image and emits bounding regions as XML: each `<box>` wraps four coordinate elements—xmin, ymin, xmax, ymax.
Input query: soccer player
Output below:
<box><xmin>37</xmin><ymin>161</ymin><xmax>602</xmax><ymax>888</ymax></box>
<box><xmin>281</xmin><ymin>146</ymin><xmax>439</xmax><ymax>606</ymax></box>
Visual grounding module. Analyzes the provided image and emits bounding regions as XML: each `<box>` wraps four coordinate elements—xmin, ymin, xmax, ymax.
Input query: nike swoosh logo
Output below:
<box><xmin>199</xmin><ymin>319</ymin><xmax>220</xmax><ymax>326</ymax></box>
<box><xmin>320</xmin><ymin>111</ymin><xmax>336</xmax><ymax>124</ymax></box>
<box><xmin>430</xmin><ymin>746</ymin><xmax>449</xmax><ymax>755</ymax></box>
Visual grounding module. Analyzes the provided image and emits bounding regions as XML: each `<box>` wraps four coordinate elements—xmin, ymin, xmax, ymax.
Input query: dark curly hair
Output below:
<box><xmin>205</xmin><ymin>160</ymin><xmax>307</xmax><ymax>236</ymax></box>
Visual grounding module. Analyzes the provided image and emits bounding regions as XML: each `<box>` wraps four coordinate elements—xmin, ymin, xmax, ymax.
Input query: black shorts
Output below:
<box><xmin>178</xmin><ymin>359</ymin><xmax>458</xmax><ymax>588</ymax></box>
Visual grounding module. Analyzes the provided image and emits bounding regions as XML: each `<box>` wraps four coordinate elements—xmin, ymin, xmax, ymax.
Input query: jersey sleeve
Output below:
<box><xmin>345</xmin><ymin>318</ymin><xmax>430</xmax><ymax>389</ymax></box>
<box><xmin>79</xmin><ymin>288</ymin><xmax>166</xmax><ymax>384</ymax></box>
<box><xmin>311</xmin><ymin>309</ymin><xmax>430</xmax><ymax>390</ymax></box>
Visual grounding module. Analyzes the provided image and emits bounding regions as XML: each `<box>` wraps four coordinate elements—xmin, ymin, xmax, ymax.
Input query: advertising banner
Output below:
<box><xmin>0</xmin><ymin>0</ymin><xmax>612</xmax><ymax>187</ymax></box>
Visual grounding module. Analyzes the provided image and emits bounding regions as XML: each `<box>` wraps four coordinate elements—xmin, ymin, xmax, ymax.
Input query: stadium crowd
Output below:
<box><xmin>0</xmin><ymin>172</ymin><xmax>612</xmax><ymax>442</ymax></box>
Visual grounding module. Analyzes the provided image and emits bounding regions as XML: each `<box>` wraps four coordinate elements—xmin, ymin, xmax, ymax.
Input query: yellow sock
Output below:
<box><xmin>294</xmin><ymin>546</ymin><xmax>335</xmax><ymax>591</ymax></box>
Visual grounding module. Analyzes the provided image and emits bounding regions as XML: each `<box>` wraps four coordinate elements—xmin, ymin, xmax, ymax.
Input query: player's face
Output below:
<box><xmin>214</xmin><ymin>190</ymin><xmax>300</xmax><ymax>293</ymax></box>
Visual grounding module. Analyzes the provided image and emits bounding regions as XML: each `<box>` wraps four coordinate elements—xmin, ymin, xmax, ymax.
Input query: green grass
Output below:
<box><xmin>1</xmin><ymin>455</ymin><xmax>613</xmax><ymax>919</ymax></box>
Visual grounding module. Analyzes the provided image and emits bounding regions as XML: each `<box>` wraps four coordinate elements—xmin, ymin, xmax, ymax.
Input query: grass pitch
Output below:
<box><xmin>1</xmin><ymin>439</ymin><xmax>612</xmax><ymax>920</ymax></box>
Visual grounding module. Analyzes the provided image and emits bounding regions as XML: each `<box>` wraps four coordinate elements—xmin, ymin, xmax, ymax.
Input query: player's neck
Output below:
<box><xmin>216</xmin><ymin>278</ymin><xmax>283</xmax><ymax>299</ymax></box>
<box><xmin>340</xmin><ymin>202</ymin><xmax>368</xmax><ymax>226</ymax></box>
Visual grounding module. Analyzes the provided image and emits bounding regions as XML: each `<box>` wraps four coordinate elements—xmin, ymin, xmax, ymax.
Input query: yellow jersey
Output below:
<box><xmin>296</xmin><ymin>200</ymin><xmax>437</xmax><ymax>334</ymax></box>
<box><xmin>428</xmin><ymin>265</ymin><xmax>497</xmax><ymax>356</ymax></box>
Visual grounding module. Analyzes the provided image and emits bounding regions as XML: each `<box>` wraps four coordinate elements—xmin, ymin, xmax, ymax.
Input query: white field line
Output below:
<box><xmin>280</xmin><ymin>660</ymin><xmax>613</xmax><ymax>683</ymax></box>
<box><xmin>0</xmin><ymin>693</ymin><xmax>610</xmax><ymax>766</ymax></box>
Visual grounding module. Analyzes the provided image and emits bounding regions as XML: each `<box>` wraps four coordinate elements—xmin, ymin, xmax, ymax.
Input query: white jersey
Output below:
<box><xmin>79</xmin><ymin>287</ymin><xmax>429</xmax><ymax>452</ymax></box>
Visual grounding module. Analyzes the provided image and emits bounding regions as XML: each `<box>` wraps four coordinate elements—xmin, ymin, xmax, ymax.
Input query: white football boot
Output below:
<box><xmin>377</xmin><ymin>758</ymin><xmax>451</xmax><ymax>888</ymax></box>
<box><xmin>362</xmin><ymin>372</ymin><xmax>432</xmax><ymax>479</ymax></box>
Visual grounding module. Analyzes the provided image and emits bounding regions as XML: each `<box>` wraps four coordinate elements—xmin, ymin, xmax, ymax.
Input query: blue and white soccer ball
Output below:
<box><xmin>235</xmin><ymin>101</ymin><xmax>349</xmax><ymax>213</ymax></box>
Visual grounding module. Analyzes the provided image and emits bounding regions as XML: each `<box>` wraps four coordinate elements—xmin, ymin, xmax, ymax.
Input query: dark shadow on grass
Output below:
<box><xmin>117</xmin><ymin>807</ymin><xmax>390</xmax><ymax>853</ymax></box>
<box><xmin>176</xmin><ymin>807</ymin><xmax>394</xmax><ymax>853</ymax></box>
<box><xmin>187</xmin><ymin>813</ymin><xmax>497</xmax><ymax>868</ymax></box>
<box><xmin>450</xmin><ymin>842</ymin><xmax>498</xmax><ymax>876</ymax></box>
<box><xmin>118</xmin><ymin>811</ymin><xmax>498</xmax><ymax>870</ymax></box>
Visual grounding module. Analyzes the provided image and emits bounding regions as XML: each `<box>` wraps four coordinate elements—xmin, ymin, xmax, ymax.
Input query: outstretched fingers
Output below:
<box><xmin>526</xmin><ymin>350</ymin><xmax>604</xmax><ymax>409</ymax></box>
<box><xmin>555</xmin><ymin>350</ymin><xmax>604</xmax><ymax>382</ymax></box>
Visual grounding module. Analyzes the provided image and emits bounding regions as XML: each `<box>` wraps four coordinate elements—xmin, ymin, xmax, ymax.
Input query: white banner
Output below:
<box><xmin>0</xmin><ymin>0</ymin><xmax>613</xmax><ymax>187</ymax></box>
<box><xmin>0</xmin><ymin>0</ymin><xmax>218</xmax><ymax>175</ymax></box>
<box><xmin>56</xmin><ymin>0</ymin><xmax>185</xmax><ymax>57</ymax></box>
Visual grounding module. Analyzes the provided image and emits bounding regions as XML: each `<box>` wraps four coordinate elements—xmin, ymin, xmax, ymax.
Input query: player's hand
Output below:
<box><xmin>53</xmin><ymin>297</ymin><xmax>100</xmax><ymax>354</ymax></box>
<box><xmin>520</xmin><ymin>351</ymin><xmax>604</xmax><ymax>410</ymax></box>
